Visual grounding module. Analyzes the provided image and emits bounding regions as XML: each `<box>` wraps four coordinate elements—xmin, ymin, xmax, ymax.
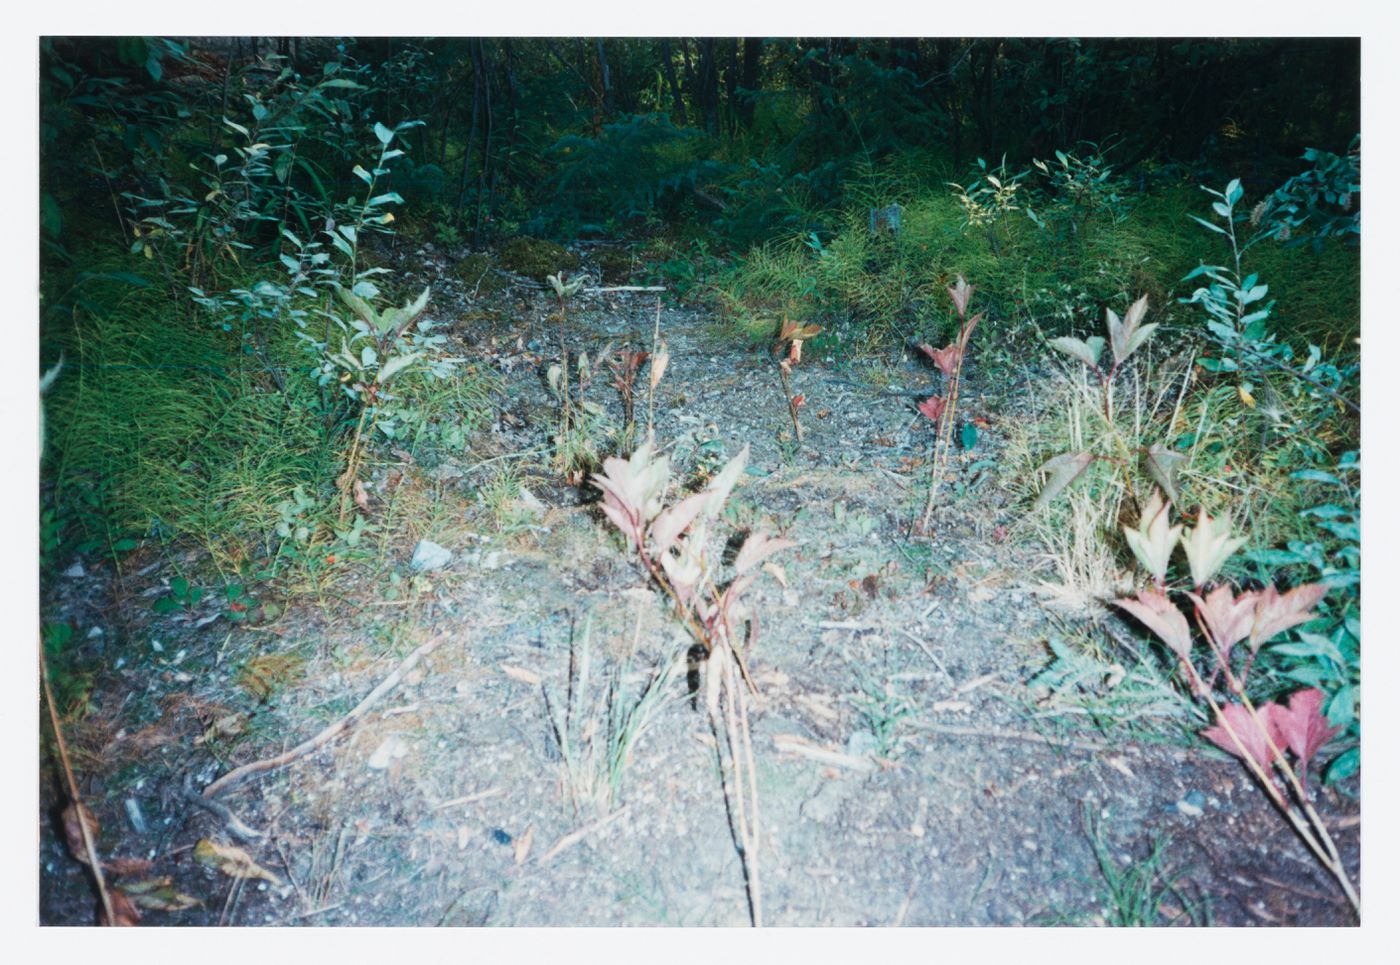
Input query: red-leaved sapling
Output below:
<box><xmin>916</xmin><ymin>275</ymin><xmax>982</xmax><ymax>533</ymax></box>
<box><xmin>775</xmin><ymin>318</ymin><xmax>821</xmax><ymax>445</ymax></box>
<box><xmin>591</xmin><ymin>440</ymin><xmax>794</xmax><ymax>926</ymax></box>
<box><xmin>1114</xmin><ymin>492</ymin><xmax>1358</xmax><ymax>913</ymax></box>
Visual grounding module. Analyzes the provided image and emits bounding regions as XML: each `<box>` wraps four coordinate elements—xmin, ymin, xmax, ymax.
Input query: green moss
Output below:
<box><xmin>593</xmin><ymin>245</ymin><xmax>635</xmax><ymax>284</ymax></box>
<box><xmin>498</xmin><ymin>236</ymin><xmax>580</xmax><ymax>280</ymax></box>
<box><xmin>457</xmin><ymin>252</ymin><xmax>508</xmax><ymax>295</ymax></box>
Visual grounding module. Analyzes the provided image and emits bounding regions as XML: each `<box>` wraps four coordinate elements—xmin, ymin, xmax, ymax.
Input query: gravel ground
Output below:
<box><xmin>39</xmin><ymin>242</ymin><xmax>1360</xmax><ymax>928</ymax></box>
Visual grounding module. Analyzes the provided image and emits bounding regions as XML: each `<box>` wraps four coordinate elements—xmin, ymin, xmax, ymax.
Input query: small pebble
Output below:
<box><xmin>1175</xmin><ymin>790</ymin><xmax>1206</xmax><ymax>817</ymax></box>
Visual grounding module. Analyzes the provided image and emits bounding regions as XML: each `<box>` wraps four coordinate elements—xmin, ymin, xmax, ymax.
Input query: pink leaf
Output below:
<box><xmin>923</xmin><ymin>343</ymin><xmax>961</xmax><ymax>378</ymax></box>
<box><xmin>734</xmin><ymin>530</ymin><xmax>797</xmax><ymax>576</ymax></box>
<box><xmin>648</xmin><ymin>492</ymin><xmax>709</xmax><ymax>556</ymax></box>
<box><xmin>1185</xmin><ymin>585</ymin><xmax>1256</xmax><ymax>663</ymax></box>
<box><xmin>917</xmin><ymin>395</ymin><xmax>947</xmax><ymax>424</ymax></box>
<box><xmin>1250</xmin><ymin>583</ymin><xmax>1328</xmax><ymax>651</ymax></box>
<box><xmin>1202</xmin><ymin>701</ymin><xmax>1285</xmax><ymax>773</ymax></box>
<box><xmin>1115</xmin><ymin>588</ymin><xmax>1193</xmax><ymax>664</ymax></box>
<box><xmin>1273</xmin><ymin>688</ymin><xmax>1342</xmax><ymax>791</ymax></box>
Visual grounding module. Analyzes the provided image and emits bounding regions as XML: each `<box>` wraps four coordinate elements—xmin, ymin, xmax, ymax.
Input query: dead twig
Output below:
<box><xmin>202</xmin><ymin>634</ymin><xmax>445</xmax><ymax>799</ymax></box>
<box><xmin>907</xmin><ymin>720</ymin><xmax>1121</xmax><ymax>754</ymax></box>
<box><xmin>40</xmin><ymin>644</ymin><xmax>116</xmax><ymax>926</ymax></box>
<box><xmin>430</xmin><ymin>787</ymin><xmax>503</xmax><ymax>811</ymax></box>
<box><xmin>536</xmin><ymin>806</ymin><xmax>630</xmax><ymax>864</ymax></box>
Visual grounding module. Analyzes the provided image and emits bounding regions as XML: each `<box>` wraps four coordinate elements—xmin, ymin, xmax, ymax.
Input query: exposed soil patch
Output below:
<box><xmin>39</xmin><ymin>241</ymin><xmax>1359</xmax><ymax>928</ymax></box>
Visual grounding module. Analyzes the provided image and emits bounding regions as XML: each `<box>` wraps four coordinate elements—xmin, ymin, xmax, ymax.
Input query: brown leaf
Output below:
<box><xmin>648</xmin><ymin>347</ymin><xmax>669</xmax><ymax>389</ymax></box>
<box><xmin>193</xmin><ymin>839</ymin><xmax>282</xmax><ymax>886</ymax></box>
<box><xmin>103</xmin><ymin>856</ymin><xmax>154</xmax><ymax>877</ymax></box>
<box><xmin>61</xmin><ymin>802</ymin><xmax>100</xmax><ymax>865</ymax></box>
<box><xmin>98</xmin><ymin>888</ymin><xmax>142</xmax><ymax>926</ymax></box>
<box><xmin>352</xmin><ymin>479</ymin><xmax>370</xmax><ymax>512</ymax></box>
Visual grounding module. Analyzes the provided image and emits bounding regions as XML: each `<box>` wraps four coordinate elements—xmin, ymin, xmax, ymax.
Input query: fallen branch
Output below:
<box><xmin>907</xmin><ymin>720</ymin><xmax>1127</xmax><ymax>755</ymax></box>
<box><xmin>202</xmin><ymin>634</ymin><xmax>445</xmax><ymax>799</ymax></box>
<box><xmin>41</xmin><ymin>644</ymin><xmax>116</xmax><ymax>925</ymax></box>
<box><xmin>772</xmin><ymin>733</ymin><xmax>877</xmax><ymax>772</ymax></box>
<box><xmin>536</xmin><ymin>806</ymin><xmax>630</xmax><ymax>864</ymax></box>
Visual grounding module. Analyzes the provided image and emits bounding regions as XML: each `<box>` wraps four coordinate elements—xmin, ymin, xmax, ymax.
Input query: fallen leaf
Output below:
<box><xmin>500</xmin><ymin>664</ymin><xmax>541</xmax><ymax>686</ymax></box>
<box><xmin>193</xmin><ymin>839</ymin><xmax>282</xmax><ymax>886</ymax></box>
<box><xmin>119</xmin><ymin>878</ymin><xmax>203</xmax><ymax>912</ymax></box>
<box><xmin>103</xmin><ymin>856</ymin><xmax>154</xmax><ymax>877</ymax></box>
<box><xmin>353</xmin><ymin>479</ymin><xmax>370</xmax><ymax>512</ymax></box>
<box><xmin>1104</xmin><ymin>756</ymin><xmax>1136</xmax><ymax>779</ymax></box>
<box><xmin>762</xmin><ymin>561</ymin><xmax>788</xmax><ymax>588</ymax></box>
<box><xmin>513</xmin><ymin>825</ymin><xmax>535</xmax><ymax>865</ymax></box>
<box><xmin>62</xmin><ymin>802</ymin><xmax>100</xmax><ymax>864</ymax></box>
<box><xmin>98</xmin><ymin>888</ymin><xmax>142</xmax><ymax>926</ymax></box>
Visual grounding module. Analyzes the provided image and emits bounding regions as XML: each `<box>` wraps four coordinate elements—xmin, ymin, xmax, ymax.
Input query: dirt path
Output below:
<box><xmin>39</xmin><ymin>244</ymin><xmax>1359</xmax><ymax>927</ymax></box>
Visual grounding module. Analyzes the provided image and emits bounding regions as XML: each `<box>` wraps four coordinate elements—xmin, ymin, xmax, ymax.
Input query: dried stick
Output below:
<box><xmin>202</xmin><ymin>634</ymin><xmax>444</xmax><ymax>799</ymax></box>
<box><xmin>40</xmin><ymin>644</ymin><xmax>116</xmax><ymax>925</ymax></box>
<box><xmin>537</xmin><ymin>805</ymin><xmax>630</xmax><ymax>864</ymax></box>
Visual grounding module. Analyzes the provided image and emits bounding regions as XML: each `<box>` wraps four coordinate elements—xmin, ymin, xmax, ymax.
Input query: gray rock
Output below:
<box><xmin>411</xmin><ymin>540</ymin><xmax>453</xmax><ymax>572</ymax></box>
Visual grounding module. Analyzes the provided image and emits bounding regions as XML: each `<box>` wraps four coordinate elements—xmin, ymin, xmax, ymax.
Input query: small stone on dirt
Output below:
<box><xmin>368</xmin><ymin>736</ymin><xmax>410</xmax><ymax>770</ymax></box>
<box><xmin>514</xmin><ymin>486</ymin><xmax>547</xmax><ymax>514</ymax></box>
<box><xmin>63</xmin><ymin>562</ymin><xmax>85</xmax><ymax>578</ymax></box>
<box><xmin>1174</xmin><ymin>790</ymin><xmax>1206</xmax><ymax>818</ymax></box>
<box><xmin>411</xmin><ymin>540</ymin><xmax>453</xmax><ymax>572</ymax></box>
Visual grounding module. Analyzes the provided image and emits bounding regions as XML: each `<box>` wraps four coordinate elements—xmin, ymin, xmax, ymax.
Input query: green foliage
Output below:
<box><xmin>1243</xmin><ymin>451</ymin><xmax>1359</xmax><ymax>782</ymax></box>
<box><xmin>1182</xmin><ymin>179</ymin><xmax>1358</xmax><ymax>421</ymax></box>
<box><xmin>542</xmin><ymin>113</ymin><xmax>725</xmax><ymax>233</ymax></box>
<box><xmin>1083</xmin><ymin>809</ymin><xmax>1206</xmax><ymax>926</ymax></box>
<box><xmin>152</xmin><ymin>575</ymin><xmax>205</xmax><ymax>614</ymax></box>
<box><xmin>1253</xmin><ymin>136</ymin><xmax>1360</xmax><ymax>251</ymax></box>
<box><xmin>43</xmin><ymin>264</ymin><xmax>334</xmax><ymax>569</ymax></box>
<box><xmin>1036</xmin><ymin>295</ymin><xmax>1183</xmax><ymax>512</ymax></box>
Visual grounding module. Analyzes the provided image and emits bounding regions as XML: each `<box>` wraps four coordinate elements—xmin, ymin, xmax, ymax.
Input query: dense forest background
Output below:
<box><xmin>40</xmin><ymin>37</ymin><xmax>1359</xmax><ymax>252</ymax></box>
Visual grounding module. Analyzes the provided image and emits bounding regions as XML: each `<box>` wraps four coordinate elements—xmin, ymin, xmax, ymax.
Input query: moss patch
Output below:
<box><xmin>498</xmin><ymin>236</ymin><xmax>580</xmax><ymax>281</ymax></box>
<box><xmin>457</xmin><ymin>252</ymin><xmax>508</xmax><ymax>295</ymax></box>
<box><xmin>593</xmin><ymin>245</ymin><xmax>635</xmax><ymax>284</ymax></box>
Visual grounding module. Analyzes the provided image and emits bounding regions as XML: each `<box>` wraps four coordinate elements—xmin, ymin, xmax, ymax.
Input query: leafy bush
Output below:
<box><xmin>542</xmin><ymin>113</ymin><xmax>725</xmax><ymax>233</ymax></box>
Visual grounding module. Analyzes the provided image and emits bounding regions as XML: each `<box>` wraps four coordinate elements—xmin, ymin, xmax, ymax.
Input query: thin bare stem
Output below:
<box><xmin>40</xmin><ymin>644</ymin><xmax>116</xmax><ymax>925</ymax></box>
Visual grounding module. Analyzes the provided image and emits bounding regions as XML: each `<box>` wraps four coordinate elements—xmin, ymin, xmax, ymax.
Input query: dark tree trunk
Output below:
<box><xmin>660</xmin><ymin>39</ymin><xmax>688</xmax><ymax>126</ymax></box>
<box><xmin>738</xmin><ymin>38</ymin><xmax>762</xmax><ymax>129</ymax></box>
<box><xmin>593</xmin><ymin>38</ymin><xmax>613</xmax><ymax>128</ymax></box>
<box><xmin>724</xmin><ymin>38</ymin><xmax>739</xmax><ymax>134</ymax></box>
<box><xmin>456</xmin><ymin>40</ymin><xmax>484</xmax><ymax>223</ymax></box>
